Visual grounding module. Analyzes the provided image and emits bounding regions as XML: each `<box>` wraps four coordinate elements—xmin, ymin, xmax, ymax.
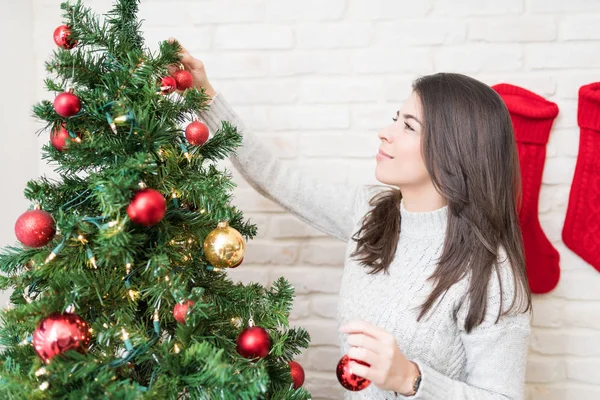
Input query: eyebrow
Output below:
<box><xmin>403</xmin><ymin>113</ymin><xmax>423</xmax><ymax>126</ymax></box>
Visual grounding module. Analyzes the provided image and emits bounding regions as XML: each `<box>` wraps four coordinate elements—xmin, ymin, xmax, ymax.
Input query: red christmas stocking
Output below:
<box><xmin>493</xmin><ymin>84</ymin><xmax>560</xmax><ymax>294</ymax></box>
<box><xmin>562</xmin><ymin>82</ymin><xmax>600</xmax><ymax>272</ymax></box>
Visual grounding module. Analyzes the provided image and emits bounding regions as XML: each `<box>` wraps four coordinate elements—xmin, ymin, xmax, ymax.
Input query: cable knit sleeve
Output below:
<box><xmin>197</xmin><ymin>92</ymin><xmax>362</xmax><ymax>242</ymax></box>
<box><xmin>398</xmin><ymin>248</ymin><xmax>532</xmax><ymax>400</ymax></box>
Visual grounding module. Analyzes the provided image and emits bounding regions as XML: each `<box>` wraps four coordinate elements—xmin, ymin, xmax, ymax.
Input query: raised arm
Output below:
<box><xmin>168</xmin><ymin>38</ymin><xmax>368</xmax><ymax>241</ymax></box>
<box><xmin>198</xmin><ymin>92</ymin><xmax>362</xmax><ymax>242</ymax></box>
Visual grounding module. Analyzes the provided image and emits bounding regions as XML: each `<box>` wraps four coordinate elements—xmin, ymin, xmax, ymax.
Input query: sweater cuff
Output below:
<box><xmin>394</xmin><ymin>359</ymin><xmax>450</xmax><ymax>399</ymax></box>
<box><xmin>197</xmin><ymin>92</ymin><xmax>244</xmax><ymax>135</ymax></box>
<box><xmin>578</xmin><ymin>82</ymin><xmax>600</xmax><ymax>132</ymax></box>
<box><xmin>492</xmin><ymin>83</ymin><xmax>559</xmax><ymax>145</ymax></box>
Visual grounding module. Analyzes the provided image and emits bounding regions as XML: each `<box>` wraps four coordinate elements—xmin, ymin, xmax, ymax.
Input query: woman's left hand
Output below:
<box><xmin>340</xmin><ymin>320</ymin><xmax>420</xmax><ymax>395</ymax></box>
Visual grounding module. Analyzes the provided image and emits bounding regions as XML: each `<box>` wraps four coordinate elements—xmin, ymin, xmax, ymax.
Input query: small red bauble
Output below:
<box><xmin>185</xmin><ymin>121</ymin><xmax>209</xmax><ymax>146</ymax></box>
<box><xmin>127</xmin><ymin>188</ymin><xmax>167</xmax><ymax>227</ymax></box>
<box><xmin>50</xmin><ymin>126</ymin><xmax>80</xmax><ymax>152</ymax></box>
<box><xmin>236</xmin><ymin>326</ymin><xmax>271</xmax><ymax>359</ymax></box>
<box><xmin>336</xmin><ymin>354</ymin><xmax>371</xmax><ymax>391</ymax></box>
<box><xmin>289</xmin><ymin>360</ymin><xmax>305</xmax><ymax>389</ymax></box>
<box><xmin>159</xmin><ymin>76</ymin><xmax>177</xmax><ymax>94</ymax></box>
<box><xmin>173</xmin><ymin>300</ymin><xmax>194</xmax><ymax>325</ymax></box>
<box><xmin>33</xmin><ymin>312</ymin><xmax>91</xmax><ymax>364</ymax></box>
<box><xmin>54</xmin><ymin>91</ymin><xmax>81</xmax><ymax>117</ymax></box>
<box><xmin>14</xmin><ymin>209</ymin><xmax>56</xmax><ymax>248</ymax></box>
<box><xmin>53</xmin><ymin>24</ymin><xmax>77</xmax><ymax>49</ymax></box>
<box><xmin>172</xmin><ymin>69</ymin><xmax>193</xmax><ymax>90</ymax></box>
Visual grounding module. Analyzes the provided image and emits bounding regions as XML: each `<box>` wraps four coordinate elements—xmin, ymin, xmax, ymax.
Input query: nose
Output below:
<box><xmin>378</xmin><ymin>124</ymin><xmax>394</xmax><ymax>143</ymax></box>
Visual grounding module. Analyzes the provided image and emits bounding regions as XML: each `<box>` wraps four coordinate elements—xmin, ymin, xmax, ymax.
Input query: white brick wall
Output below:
<box><xmin>0</xmin><ymin>0</ymin><xmax>39</xmax><ymax>308</ymax></box>
<box><xmin>7</xmin><ymin>0</ymin><xmax>600</xmax><ymax>398</ymax></box>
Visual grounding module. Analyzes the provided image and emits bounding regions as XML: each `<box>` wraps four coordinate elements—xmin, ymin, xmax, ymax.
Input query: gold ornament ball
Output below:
<box><xmin>203</xmin><ymin>221</ymin><xmax>245</xmax><ymax>268</ymax></box>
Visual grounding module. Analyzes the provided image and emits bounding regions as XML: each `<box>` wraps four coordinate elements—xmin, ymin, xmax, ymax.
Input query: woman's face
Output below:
<box><xmin>375</xmin><ymin>91</ymin><xmax>431</xmax><ymax>188</ymax></box>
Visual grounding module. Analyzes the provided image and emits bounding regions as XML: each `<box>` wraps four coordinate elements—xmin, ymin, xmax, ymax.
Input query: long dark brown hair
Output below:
<box><xmin>351</xmin><ymin>72</ymin><xmax>532</xmax><ymax>333</ymax></box>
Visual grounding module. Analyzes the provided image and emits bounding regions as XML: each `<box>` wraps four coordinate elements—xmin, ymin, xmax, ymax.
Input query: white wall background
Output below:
<box><xmin>1</xmin><ymin>0</ymin><xmax>599</xmax><ymax>399</ymax></box>
<box><xmin>0</xmin><ymin>1</ymin><xmax>38</xmax><ymax>307</ymax></box>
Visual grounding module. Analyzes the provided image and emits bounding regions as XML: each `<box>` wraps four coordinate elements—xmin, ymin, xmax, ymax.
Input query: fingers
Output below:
<box><xmin>347</xmin><ymin>346</ymin><xmax>378</xmax><ymax>366</ymax></box>
<box><xmin>166</xmin><ymin>37</ymin><xmax>194</xmax><ymax>84</ymax></box>
<box><xmin>168</xmin><ymin>37</ymin><xmax>192</xmax><ymax>59</ymax></box>
<box><xmin>167</xmin><ymin>64</ymin><xmax>179</xmax><ymax>75</ymax></box>
<box><xmin>168</xmin><ymin>36</ymin><xmax>184</xmax><ymax>51</ymax></box>
<box><xmin>348</xmin><ymin>361</ymin><xmax>371</xmax><ymax>380</ymax></box>
<box><xmin>340</xmin><ymin>320</ymin><xmax>391</xmax><ymax>340</ymax></box>
<box><xmin>347</xmin><ymin>333</ymin><xmax>381</xmax><ymax>354</ymax></box>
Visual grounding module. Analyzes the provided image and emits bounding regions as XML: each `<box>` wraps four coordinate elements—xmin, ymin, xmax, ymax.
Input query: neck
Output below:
<box><xmin>399</xmin><ymin>199</ymin><xmax>448</xmax><ymax>238</ymax></box>
<box><xmin>398</xmin><ymin>188</ymin><xmax>448</xmax><ymax>238</ymax></box>
<box><xmin>400</xmin><ymin>187</ymin><xmax>448</xmax><ymax>213</ymax></box>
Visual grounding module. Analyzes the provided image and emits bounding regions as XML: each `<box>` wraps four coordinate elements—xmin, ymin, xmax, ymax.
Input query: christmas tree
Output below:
<box><xmin>0</xmin><ymin>0</ymin><xmax>310</xmax><ymax>398</ymax></box>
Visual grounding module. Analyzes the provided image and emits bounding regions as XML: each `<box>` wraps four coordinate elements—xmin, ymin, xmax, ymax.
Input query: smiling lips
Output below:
<box><xmin>376</xmin><ymin>149</ymin><xmax>394</xmax><ymax>160</ymax></box>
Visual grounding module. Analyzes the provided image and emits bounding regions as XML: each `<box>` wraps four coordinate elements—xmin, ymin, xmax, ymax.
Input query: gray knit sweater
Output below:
<box><xmin>198</xmin><ymin>93</ymin><xmax>532</xmax><ymax>400</ymax></box>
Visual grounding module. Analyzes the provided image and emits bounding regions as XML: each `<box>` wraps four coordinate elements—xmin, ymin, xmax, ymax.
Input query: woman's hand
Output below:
<box><xmin>167</xmin><ymin>37</ymin><xmax>217</xmax><ymax>99</ymax></box>
<box><xmin>340</xmin><ymin>320</ymin><xmax>421</xmax><ymax>395</ymax></box>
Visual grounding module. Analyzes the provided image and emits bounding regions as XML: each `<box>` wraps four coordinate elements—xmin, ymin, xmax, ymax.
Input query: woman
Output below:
<box><xmin>170</xmin><ymin>39</ymin><xmax>532</xmax><ymax>399</ymax></box>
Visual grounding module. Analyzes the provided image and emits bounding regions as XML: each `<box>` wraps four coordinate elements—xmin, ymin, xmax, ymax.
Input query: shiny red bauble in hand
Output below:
<box><xmin>50</xmin><ymin>126</ymin><xmax>80</xmax><ymax>152</ymax></box>
<box><xmin>289</xmin><ymin>360</ymin><xmax>305</xmax><ymax>389</ymax></box>
<box><xmin>336</xmin><ymin>354</ymin><xmax>371</xmax><ymax>391</ymax></box>
<box><xmin>236</xmin><ymin>326</ymin><xmax>271</xmax><ymax>359</ymax></box>
<box><xmin>15</xmin><ymin>209</ymin><xmax>56</xmax><ymax>248</ymax></box>
<box><xmin>127</xmin><ymin>188</ymin><xmax>167</xmax><ymax>227</ymax></box>
<box><xmin>33</xmin><ymin>312</ymin><xmax>91</xmax><ymax>364</ymax></box>
<box><xmin>173</xmin><ymin>300</ymin><xmax>194</xmax><ymax>325</ymax></box>
<box><xmin>172</xmin><ymin>69</ymin><xmax>193</xmax><ymax>90</ymax></box>
<box><xmin>53</xmin><ymin>91</ymin><xmax>81</xmax><ymax>117</ymax></box>
<box><xmin>53</xmin><ymin>24</ymin><xmax>77</xmax><ymax>49</ymax></box>
<box><xmin>185</xmin><ymin>121</ymin><xmax>209</xmax><ymax>146</ymax></box>
<box><xmin>159</xmin><ymin>76</ymin><xmax>177</xmax><ymax>94</ymax></box>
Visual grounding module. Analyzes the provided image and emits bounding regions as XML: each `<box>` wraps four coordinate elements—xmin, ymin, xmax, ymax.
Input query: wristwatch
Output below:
<box><xmin>395</xmin><ymin>361</ymin><xmax>421</xmax><ymax>397</ymax></box>
<box><xmin>411</xmin><ymin>369</ymin><xmax>422</xmax><ymax>395</ymax></box>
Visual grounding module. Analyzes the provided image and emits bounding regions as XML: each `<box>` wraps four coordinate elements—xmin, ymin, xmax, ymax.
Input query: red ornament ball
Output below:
<box><xmin>236</xmin><ymin>326</ymin><xmax>271</xmax><ymax>359</ymax></box>
<box><xmin>159</xmin><ymin>76</ymin><xmax>177</xmax><ymax>94</ymax></box>
<box><xmin>336</xmin><ymin>354</ymin><xmax>371</xmax><ymax>391</ymax></box>
<box><xmin>289</xmin><ymin>360</ymin><xmax>305</xmax><ymax>389</ymax></box>
<box><xmin>50</xmin><ymin>126</ymin><xmax>80</xmax><ymax>152</ymax></box>
<box><xmin>173</xmin><ymin>300</ymin><xmax>194</xmax><ymax>325</ymax></box>
<box><xmin>33</xmin><ymin>312</ymin><xmax>91</xmax><ymax>364</ymax></box>
<box><xmin>127</xmin><ymin>188</ymin><xmax>167</xmax><ymax>227</ymax></box>
<box><xmin>185</xmin><ymin>121</ymin><xmax>209</xmax><ymax>146</ymax></box>
<box><xmin>53</xmin><ymin>25</ymin><xmax>77</xmax><ymax>49</ymax></box>
<box><xmin>54</xmin><ymin>91</ymin><xmax>81</xmax><ymax>117</ymax></box>
<box><xmin>14</xmin><ymin>209</ymin><xmax>56</xmax><ymax>248</ymax></box>
<box><xmin>172</xmin><ymin>69</ymin><xmax>193</xmax><ymax>90</ymax></box>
